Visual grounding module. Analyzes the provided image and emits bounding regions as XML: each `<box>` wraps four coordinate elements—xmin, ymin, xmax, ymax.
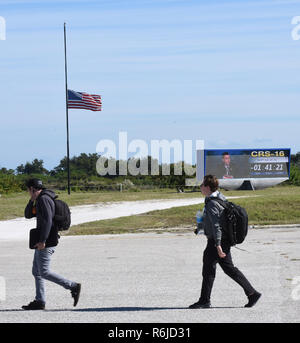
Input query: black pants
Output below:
<box><xmin>199</xmin><ymin>239</ymin><xmax>256</xmax><ymax>303</ymax></box>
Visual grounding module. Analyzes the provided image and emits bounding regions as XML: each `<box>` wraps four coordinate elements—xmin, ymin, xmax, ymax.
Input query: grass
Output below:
<box><xmin>65</xmin><ymin>205</ymin><xmax>197</xmax><ymax>236</ymax></box>
<box><xmin>2</xmin><ymin>186</ymin><xmax>300</xmax><ymax>235</ymax></box>
<box><xmin>0</xmin><ymin>188</ymin><xmax>202</xmax><ymax>221</ymax></box>
<box><xmin>64</xmin><ymin>185</ymin><xmax>300</xmax><ymax>236</ymax></box>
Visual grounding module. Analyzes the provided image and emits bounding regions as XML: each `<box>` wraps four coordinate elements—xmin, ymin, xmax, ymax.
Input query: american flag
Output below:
<box><xmin>67</xmin><ymin>90</ymin><xmax>102</xmax><ymax>111</ymax></box>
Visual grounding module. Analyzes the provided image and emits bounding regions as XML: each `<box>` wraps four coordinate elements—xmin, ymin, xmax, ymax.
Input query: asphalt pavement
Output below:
<box><xmin>0</xmin><ymin>226</ymin><xmax>299</xmax><ymax>323</ymax></box>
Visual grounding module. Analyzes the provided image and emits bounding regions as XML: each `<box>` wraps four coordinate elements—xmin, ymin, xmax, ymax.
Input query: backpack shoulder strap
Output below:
<box><xmin>206</xmin><ymin>197</ymin><xmax>228</xmax><ymax>209</ymax></box>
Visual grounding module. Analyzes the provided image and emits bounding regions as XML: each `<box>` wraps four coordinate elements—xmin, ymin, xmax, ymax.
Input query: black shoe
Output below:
<box><xmin>189</xmin><ymin>301</ymin><xmax>211</xmax><ymax>309</ymax></box>
<box><xmin>71</xmin><ymin>283</ymin><xmax>81</xmax><ymax>307</ymax></box>
<box><xmin>244</xmin><ymin>292</ymin><xmax>261</xmax><ymax>308</ymax></box>
<box><xmin>22</xmin><ymin>300</ymin><xmax>45</xmax><ymax>310</ymax></box>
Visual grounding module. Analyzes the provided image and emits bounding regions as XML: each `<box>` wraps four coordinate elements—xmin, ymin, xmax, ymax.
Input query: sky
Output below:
<box><xmin>0</xmin><ymin>0</ymin><xmax>300</xmax><ymax>171</ymax></box>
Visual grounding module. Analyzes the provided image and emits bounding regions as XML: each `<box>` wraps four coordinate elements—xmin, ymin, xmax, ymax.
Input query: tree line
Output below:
<box><xmin>0</xmin><ymin>153</ymin><xmax>194</xmax><ymax>193</ymax></box>
<box><xmin>1</xmin><ymin>152</ymin><xmax>300</xmax><ymax>194</ymax></box>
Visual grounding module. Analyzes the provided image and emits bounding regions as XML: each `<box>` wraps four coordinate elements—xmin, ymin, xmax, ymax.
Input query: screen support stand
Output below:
<box><xmin>239</xmin><ymin>180</ymin><xmax>254</xmax><ymax>190</ymax></box>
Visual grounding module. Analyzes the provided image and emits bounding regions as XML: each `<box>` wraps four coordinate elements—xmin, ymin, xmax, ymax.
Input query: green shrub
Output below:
<box><xmin>0</xmin><ymin>174</ymin><xmax>23</xmax><ymax>194</ymax></box>
<box><xmin>288</xmin><ymin>164</ymin><xmax>300</xmax><ymax>186</ymax></box>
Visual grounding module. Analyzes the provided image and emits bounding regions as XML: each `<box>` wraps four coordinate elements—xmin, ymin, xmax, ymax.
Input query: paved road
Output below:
<box><xmin>0</xmin><ymin>226</ymin><xmax>299</xmax><ymax>323</ymax></box>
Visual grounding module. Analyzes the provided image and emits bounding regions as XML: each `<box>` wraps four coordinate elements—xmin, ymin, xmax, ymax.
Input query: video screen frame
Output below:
<box><xmin>204</xmin><ymin>148</ymin><xmax>291</xmax><ymax>179</ymax></box>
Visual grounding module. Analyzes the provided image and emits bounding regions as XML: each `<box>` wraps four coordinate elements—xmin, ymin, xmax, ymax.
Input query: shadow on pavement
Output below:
<box><xmin>73</xmin><ymin>307</ymin><xmax>188</xmax><ymax>312</ymax></box>
<box><xmin>0</xmin><ymin>306</ymin><xmax>244</xmax><ymax>312</ymax></box>
<box><xmin>71</xmin><ymin>306</ymin><xmax>243</xmax><ymax>312</ymax></box>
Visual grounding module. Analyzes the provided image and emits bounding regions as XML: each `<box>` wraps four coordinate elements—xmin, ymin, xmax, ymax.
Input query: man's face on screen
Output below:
<box><xmin>222</xmin><ymin>154</ymin><xmax>230</xmax><ymax>166</ymax></box>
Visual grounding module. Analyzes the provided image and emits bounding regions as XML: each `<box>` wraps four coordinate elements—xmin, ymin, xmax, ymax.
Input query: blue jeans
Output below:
<box><xmin>32</xmin><ymin>247</ymin><xmax>76</xmax><ymax>303</ymax></box>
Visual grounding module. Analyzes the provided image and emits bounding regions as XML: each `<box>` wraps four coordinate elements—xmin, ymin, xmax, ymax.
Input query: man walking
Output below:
<box><xmin>189</xmin><ymin>175</ymin><xmax>261</xmax><ymax>309</ymax></box>
<box><xmin>22</xmin><ymin>178</ymin><xmax>81</xmax><ymax>310</ymax></box>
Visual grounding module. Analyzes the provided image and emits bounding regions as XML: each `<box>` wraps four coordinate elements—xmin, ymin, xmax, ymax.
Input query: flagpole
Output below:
<box><xmin>64</xmin><ymin>22</ymin><xmax>71</xmax><ymax>195</ymax></box>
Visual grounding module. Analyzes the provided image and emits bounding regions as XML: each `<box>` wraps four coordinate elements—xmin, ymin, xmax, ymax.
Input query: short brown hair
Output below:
<box><xmin>203</xmin><ymin>174</ymin><xmax>219</xmax><ymax>192</ymax></box>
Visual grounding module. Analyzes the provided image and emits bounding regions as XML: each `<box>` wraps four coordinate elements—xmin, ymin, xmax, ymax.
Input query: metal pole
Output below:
<box><xmin>64</xmin><ymin>22</ymin><xmax>71</xmax><ymax>195</ymax></box>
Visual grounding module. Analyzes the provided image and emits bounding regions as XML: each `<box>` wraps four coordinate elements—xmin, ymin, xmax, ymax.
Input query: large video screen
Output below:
<box><xmin>204</xmin><ymin>149</ymin><xmax>290</xmax><ymax>179</ymax></box>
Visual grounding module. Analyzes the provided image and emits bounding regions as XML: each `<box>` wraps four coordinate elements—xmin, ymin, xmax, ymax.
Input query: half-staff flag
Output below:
<box><xmin>67</xmin><ymin>89</ymin><xmax>102</xmax><ymax>111</ymax></box>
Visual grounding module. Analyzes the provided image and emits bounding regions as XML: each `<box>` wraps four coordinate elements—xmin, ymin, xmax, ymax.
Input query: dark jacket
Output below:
<box><xmin>25</xmin><ymin>189</ymin><xmax>59</xmax><ymax>247</ymax></box>
<box><xmin>203</xmin><ymin>191</ymin><xmax>227</xmax><ymax>246</ymax></box>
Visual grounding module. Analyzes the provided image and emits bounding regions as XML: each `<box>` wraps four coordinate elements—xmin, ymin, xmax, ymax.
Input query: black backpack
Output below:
<box><xmin>53</xmin><ymin>199</ymin><xmax>71</xmax><ymax>231</ymax></box>
<box><xmin>208</xmin><ymin>197</ymin><xmax>248</xmax><ymax>246</ymax></box>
